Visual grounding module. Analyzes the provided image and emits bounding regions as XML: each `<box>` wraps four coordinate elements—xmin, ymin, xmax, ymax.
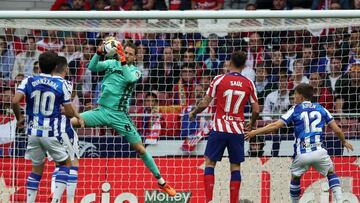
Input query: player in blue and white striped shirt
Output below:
<box><xmin>12</xmin><ymin>51</ymin><xmax>83</xmax><ymax>203</ymax></box>
<box><xmin>245</xmin><ymin>83</ymin><xmax>353</xmax><ymax>203</ymax></box>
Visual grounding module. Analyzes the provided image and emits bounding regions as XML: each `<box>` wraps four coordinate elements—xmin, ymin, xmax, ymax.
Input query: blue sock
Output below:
<box><xmin>68</xmin><ymin>166</ymin><xmax>78</xmax><ymax>185</ymax></box>
<box><xmin>27</xmin><ymin>172</ymin><xmax>42</xmax><ymax>190</ymax></box>
<box><xmin>204</xmin><ymin>167</ymin><xmax>214</xmax><ymax>176</ymax></box>
<box><xmin>290</xmin><ymin>179</ymin><xmax>301</xmax><ymax>201</ymax></box>
<box><xmin>231</xmin><ymin>171</ymin><xmax>241</xmax><ymax>181</ymax></box>
<box><xmin>327</xmin><ymin>173</ymin><xmax>341</xmax><ymax>189</ymax></box>
<box><xmin>26</xmin><ymin>172</ymin><xmax>42</xmax><ymax>203</ymax></box>
<box><xmin>51</xmin><ymin>166</ymin><xmax>59</xmax><ymax>193</ymax></box>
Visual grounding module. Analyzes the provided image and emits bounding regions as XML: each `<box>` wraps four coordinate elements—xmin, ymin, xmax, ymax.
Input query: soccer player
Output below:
<box><xmin>245</xmin><ymin>83</ymin><xmax>354</xmax><ymax>203</ymax></box>
<box><xmin>11</xmin><ymin>52</ymin><xmax>83</xmax><ymax>203</ymax></box>
<box><xmin>189</xmin><ymin>51</ymin><xmax>260</xmax><ymax>203</ymax></box>
<box><xmin>49</xmin><ymin>56</ymin><xmax>82</xmax><ymax>203</ymax></box>
<box><xmin>71</xmin><ymin>41</ymin><xmax>176</xmax><ymax>196</ymax></box>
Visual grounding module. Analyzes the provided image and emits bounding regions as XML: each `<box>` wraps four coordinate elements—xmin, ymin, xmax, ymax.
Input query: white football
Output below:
<box><xmin>104</xmin><ymin>39</ymin><xmax>119</xmax><ymax>58</ymax></box>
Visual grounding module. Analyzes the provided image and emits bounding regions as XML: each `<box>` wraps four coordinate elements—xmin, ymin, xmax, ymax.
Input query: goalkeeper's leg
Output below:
<box><xmin>131</xmin><ymin>142</ymin><xmax>176</xmax><ymax>196</ymax></box>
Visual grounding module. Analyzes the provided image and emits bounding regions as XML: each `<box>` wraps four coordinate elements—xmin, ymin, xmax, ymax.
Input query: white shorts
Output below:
<box><xmin>291</xmin><ymin>148</ymin><xmax>334</xmax><ymax>177</ymax></box>
<box><xmin>25</xmin><ymin>136</ymin><xmax>68</xmax><ymax>166</ymax></box>
<box><xmin>48</xmin><ymin>132</ymin><xmax>80</xmax><ymax>162</ymax></box>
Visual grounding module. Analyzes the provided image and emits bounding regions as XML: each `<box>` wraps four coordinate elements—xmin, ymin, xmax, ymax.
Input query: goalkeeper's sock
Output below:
<box><xmin>204</xmin><ymin>167</ymin><xmax>215</xmax><ymax>203</ymax></box>
<box><xmin>67</xmin><ymin>166</ymin><xmax>79</xmax><ymax>203</ymax></box>
<box><xmin>52</xmin><ymin>166</ymin><xmax>69</xmax><ymax>203</ymax></box>
<box><xmin>26</xmin><ymin>172</ymin><xmax>42</xmax><ymax>203</ymax></box>
<box><xmin>327</xmin><ymin>173</ymin><xmax>342</xmax><ymax>202</ymax></box>
<box><xmin>290</xmin><ymin>179</ymin><xmax>301</xmax><ymax>203</ymax></box>
<box><xmin>230</xmin><ymin>170</ymin><xmax>241</xmax><ymax>203</ymax></box>
<box><xmin>139</xmin><ymin>152</ymin><xmax>161</xmax><ymax>180</ymax></box>
<box><xmin>51</xmin><ymin>166</ymin><xmax>60</xmax><ymax>194</ymax></box>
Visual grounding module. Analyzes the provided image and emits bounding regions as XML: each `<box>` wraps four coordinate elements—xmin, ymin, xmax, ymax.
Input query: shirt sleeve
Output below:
<box><xmin>280</xmin><ymin>106</ymin><xmax>295</xmax><ymax>125</ymax></box>
<box><xmin>206</xmin><ymin>74</ymin><xmax>224</xmax><ymax>98</ymax></box>
<box><xmin>16</xmin><ymin>77</ymin><xmax>29</xmax><ymax>94</ymax></box>
<box><xmin>123</xmin><ymin>65</ymin><xmax>142</xmax><ymax>83</ymax></box>
<box><xmin>62</xmin><ymin>81</ymin><xmax>72</xmax><ymax>104</ymax></box>
<box><xmin>88</xmin><ymin>54</ymin><xmax>112</xmax><ymax>72</ymax></box>
<box><xmin>323</xmin><ymin>107</ymin><xmax>334</xmax><ymax>124</ymax></box>
<box><xmin>249</xmin><ymin>80</ymin><xmax>258</xmax><ymax>104</ymax></box>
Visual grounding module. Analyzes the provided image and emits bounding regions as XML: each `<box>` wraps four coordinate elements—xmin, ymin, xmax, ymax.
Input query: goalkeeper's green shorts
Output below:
<box><xmin>80</xmin><ymin>106</ymin><xmax>142</xmax><ymax>144</ymax></box>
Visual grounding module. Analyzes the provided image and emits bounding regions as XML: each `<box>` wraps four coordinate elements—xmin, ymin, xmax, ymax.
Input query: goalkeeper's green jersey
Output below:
<box><xmin>88</xmin><ymin>54</ymin><xmax>141</xmax><ymax>111</ymax></box>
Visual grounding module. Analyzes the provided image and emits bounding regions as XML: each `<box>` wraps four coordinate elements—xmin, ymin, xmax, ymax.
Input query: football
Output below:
<box><xmin>103</xmin><ymin>38</ymin><xmax>119</xmax><ymax>58</ymax></box>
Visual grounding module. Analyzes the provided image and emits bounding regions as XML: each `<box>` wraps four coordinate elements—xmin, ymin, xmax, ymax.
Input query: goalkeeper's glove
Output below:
<box><xmin>96</xmin><ymin>42</ymin><xmax>105</xmax><ymax>55</ymax></box>
<box><xmin>116</xmin><ymin>43</ymin><xmax>127</xmax><ymax>66</ymax></box>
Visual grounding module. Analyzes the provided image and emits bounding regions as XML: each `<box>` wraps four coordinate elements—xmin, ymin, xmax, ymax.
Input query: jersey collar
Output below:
<box><xmin>39</xmin><ymin>73</ymin><xmax>52</xmax><ymax>77</ymax></box>
<box><xmin>302</xmin><ymin>101</ymin><xmax>312</xmax><ymax>104</ymax></box>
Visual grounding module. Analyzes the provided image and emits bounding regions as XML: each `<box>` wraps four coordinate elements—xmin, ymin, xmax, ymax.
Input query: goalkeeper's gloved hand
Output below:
<box><xmin>96</xmin><ymin>42</ymin><xmax>105</xmax><ymax>55</ymax></box>
<box><xmin>116</xmin><ymin>43</ymin><xmax>127</xmax><ymax>66</ymax></box>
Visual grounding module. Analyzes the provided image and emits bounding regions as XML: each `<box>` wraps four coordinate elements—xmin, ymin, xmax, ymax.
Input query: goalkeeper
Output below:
<box><xmin>71</xmin><ymin>41</ymin><xmax>176</xmax><ymax>196</ymax></box>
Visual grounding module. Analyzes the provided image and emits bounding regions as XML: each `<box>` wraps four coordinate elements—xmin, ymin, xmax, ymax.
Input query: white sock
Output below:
<box><xmin>332</xmin><ymin>186</ymin><xmax>343</xmax><ymax>202</ymax></box>
<box><xmin>158</xmin><ymin>177</ymin><xmax>165</xmax><ymax>185</ymax></box>
<box><xmin>291</xmin><ymin>197</ymin><xmax>300</xmax><ymax>203</ymax></box>
<box><xmin>67</xmin><ymin>167</ymin><xmax>78</xmax><ymax>203</ymax></box>
<box><xmin>51</xmin><ymin>166</ymin><xmax>59</xmax><ymax>194</ymax></box>
<box><xmin>51</xmin><ymin>166</ymin><xmax>69</xmax><ymax>203</ymax></box>
<box><xmin>26</xmin><ymin>190</ymin><xmax>37</xmax><ymax>203</ymax></box>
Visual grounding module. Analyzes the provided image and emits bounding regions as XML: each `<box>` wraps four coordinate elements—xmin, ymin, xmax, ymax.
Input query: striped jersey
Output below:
<box><xmin>17</xmin><ymin>73</ymin><xmax>72</xmax><ymax>137</ymax></box>
<box><xmin>280</xmin><ymin>101</ymin><xmax>334</xmax><ymax>156</ymax></box>
<box><xmin>206</xmin><ymin>72</ymin><xmax>258</xmax><ymax>134</ymax></box>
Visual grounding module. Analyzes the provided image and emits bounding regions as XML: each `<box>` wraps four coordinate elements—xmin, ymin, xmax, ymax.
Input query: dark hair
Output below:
<box><xmin>294</xmin><ymin>83</ymin><xmax>314</xmax><ymax>100</ymax></box>
<box><xmin>230</xmin><ymin>51</ymin><xmax>247</xmax><ymax>69</ymax></box>
<box><xmin>23</xmin><ymin>35</ymin><xmax>36</xmax><ymax>43</ymax></box>
<box><xmin>145</xmin><ymin>92</ymin><xmax>158</xmax><ymax>102</ymax></box>
<box><xmin>124</xmin><ymin>41</ymin><xmax>138</xmax><ymax>55</ymax></box>
<box><xmin>38</xmin><ymin>51</ymin><xmax>58</xmax><ymax>74</ymax></box>
<box><xmin>181</xmin><ymin>62</ymin><xmax>196</xmax><ymax>70</ymax></box>
<box><xmin>54</xmin><ymin>56</ymin><xmax>68</xmax><ymax>74</ymax></box>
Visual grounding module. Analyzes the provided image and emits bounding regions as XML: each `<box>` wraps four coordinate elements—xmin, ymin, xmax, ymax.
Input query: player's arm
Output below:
<box><xmin>245</xmin><ymin>120</ymin><xmax>284</xmax><ymax>140</ymax></box>
<box><xmin>62</xmin><ymin>82</ymin><xmax>84</xmax><ymax>127</ymax></box>
<box><xmin>122</xmin><ymin>65</ymin><xmax>142</xmax><ymax>83</ymax></box>
<box><xmin>189</xmin><ymin>95</ymin><xmax>212</xmax><ymax>120</ymax></box>
<box><xmin>328</xmin><ymin>121</ymin><xmax>353</xmax><ymax>151</ymax></box>
<box><xmin>12</xmin><ymin>78</ymin><xmax>28</xmax><ymax>128</ymax></box>
<box><xmin>88</xmin><ymin>43</ymin><xmax>110</xmax><ymax>72</ymax></box>
<box><xmin>247</xmin><ymin>81</ymin><xmax>260</xmax><ymax>130</ymax></box>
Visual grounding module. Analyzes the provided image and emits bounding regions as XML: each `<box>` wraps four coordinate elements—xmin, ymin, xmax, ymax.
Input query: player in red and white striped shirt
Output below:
<box><xmin>190</xmin><ymin>51</ymin><xmax>260</xmax><ymax>203</ymax></box>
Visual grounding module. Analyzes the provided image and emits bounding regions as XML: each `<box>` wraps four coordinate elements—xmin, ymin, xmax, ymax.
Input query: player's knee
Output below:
<box><xmin>32</xmin><ymin>163</ymin><xmax>45</xmax><ymax>175</ymax></box>
<box><xmin>57</xmin><ymin>158</ymin><xmax>71</xmax><ymax>167</ymax></box>
<box><xmin>205</xmin><ymin>157</ymin><xmax>216</xmax><ymax>167</ymax></box>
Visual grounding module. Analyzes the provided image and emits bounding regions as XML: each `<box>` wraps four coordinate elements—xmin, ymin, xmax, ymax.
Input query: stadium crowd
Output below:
<box><xmin>0</xmin><ymin>0</ymin><xmax>360</xmax><ymax>143</ymax></box>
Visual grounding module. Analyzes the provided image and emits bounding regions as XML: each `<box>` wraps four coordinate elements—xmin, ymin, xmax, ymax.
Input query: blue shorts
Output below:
<box><xmin>204</xmin><ymin>131</ymin><xmax>245</xmax><ymax>164</ymax></box>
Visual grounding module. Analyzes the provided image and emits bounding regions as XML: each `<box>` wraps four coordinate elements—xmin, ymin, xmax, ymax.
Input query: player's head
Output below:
<box><xmin>294</xmin><ymin>83</ymin><xmax>314</xmax><ymax>104</ymax></box>
<box><xmin>230</xmin><ymin>51</ymin><xmax>247</xmax><ymax>71</ymax></box>
<box><xmin>124</xmin><ymin>42</ymin><xmax>137</xmax><ymax>65</ymax></box>
<box><xmin>53</xmin><ymin>56</ymin><xmax>68</xmax><ymax>78</ymax></box>
<box><xmin>38</xmin><ymin>51</ymin><xmax>58</xmax><ymax>74</ymax></box>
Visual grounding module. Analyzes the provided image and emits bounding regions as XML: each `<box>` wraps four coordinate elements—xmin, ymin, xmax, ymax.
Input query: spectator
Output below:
<box><xmin>166</xmin><ymin>0</ymin><xmax>192</xmax><ymax>10</ymax></box>
<box><xmin>330</xmin><ymin>0</ymin><xmax>342</xmax><ymax>9</ymax></box>
<box><xmin>245</xmin><ymin>2</ymin><xmax>257</xmax><ymax>9</ymax></box>
<box><xmin>223</xmin><ymin>0</ymin><xmax>256</xmax><ymax>9</ymax></box>
<box><xmin>105</xmin><ymin>0</ymin><xmax>133</xmax><ymax>10</ymax></box>
<box><xmin>301</xmin><ymin>45</ymin><xmax>325</xmax><ymax>75</ymax></box>
<box><xmin>335</xmin><ymin>63</ymin><xmax>360</xmax><ymax>117</ymax></box>
<box><xmin>141</xmin><ymin>33</ymin><xmax>168</xmax><ymax>68</ymax></box>
<box><xmin>348</xmin><ymin>31</ymin><xmax>360</xmax><ymax>71</ymax></box>
<box><xmin>246</xmin><ymin>32</ymin><xmax>265</xmax><ymax>69</ymax></box>
<box><xmin>281</xmin><ymin>37</ymin><xmax>297</xmax><ymax>73</ymax></box>
<box><xmin>59</xmin><ymin>35</ymin><xmax>84</xmax><ymax>82</ymax></box>
<box><xmin>173</xmin><ymin>62</ymin><xmax>196</xmax><ymax>106</ymax></box>
<box><xmin>265</xmin><ymin>49</ymin><xmax>286</xmax><ymax>83</ymax></box>
<box><xmin>191</xmin><ymin>0</ymin><xmax>224</xmax><ymax>9</ymax></box>
<box><xmin>133</xmin><ymin>0</ymin><xmax>168</xmax><ymax>10</ymax></box>
<box><xmin>0</xmin><ymin>36</ymin><xmax>15</xmax><ymax>81</ymax></box>
<box><xmin>171</xmin><ymin>37</ymin><xmax>182</xmax><ymax>65</ymax></box>
<box><xmin>221</xmin><ymin>22</ymin><xmax>246</xmax><ymax>55</ymax></box>
<box><xmin>135</xmin><ymin>92</ymin><xmax>161</xmax><ymax>136</ymax></box>
<box><xmin>136</xmin><ymin>44</ymin><xmax>150</xmax><ymax>83</ymax></box>
<box><xmin>318</xmin><ymin>35</ymin><xmax>338</xmax><ymax>73</ymax></box>
<box><xmin>81</xmin><ymin>43</ymin><xmax>96</xmax><ymax>102</ymax></box>
<box><xmin>32</xmin><ymin>61</ymin><xmax>40</xmax><ymax>75</ymax></box>
<box><xmin>36</xmin><ymin>30</ymin><xmax>64</xmax><ymax>52</ymax></box>
<box><xmin>309</xmin><ymin>72</ymin><xmax>334</xmax><ymax>111</ymax></box>
<box><xmin>0</xmin><ymin>87</ymin><xmax>13</xmax><ymax>118</ymax></box>
<box><xmin>288</xmin><ymin>59</ymin><xmax>309</xmax><ymax>89</ymax></box>
<box><xmin>204</xmin><ymin>44</ymin><xmax>222</xmax><ymax>75</ymax></box>
<box><xmin>4</xmin><ymin>28</ymin><xmax>22</xmax><ymax>55</ymax></box>
<box><xmin>324</xmin><ymin>55</ymin><xmax>343</xmax><ymax>92</ymax></box>
<box><xmin>262</xmin><ymin>73</ymin><xmax>291</xmax><ymax>120</ymax></box>
<box><xmin>149</xmin><ymin>46</ymin><xmax>180</xmax><ymax>92</ymax></box>
<box><xmin>272</xmin><ymin>0</ymin><xmax>291</xmax><ymax>9</ymax></box>
<box><xmin>12</xmin><ymin>36</ymin><xmax>41</xmax><ymax>79</ymax></box>
<box><xmin>248</xmin><ymin>136</ymin><xmax>265</xmax><ymax>157</ymax></box>
<box><xmin>312</xmin><ymin>0</ymin><xmax>350</xmax><ymax>9</ymax></box>
<box><xmin>51</xmin><ymin>0</ymin><xmax>91</xmax><ymax>10</ymax></box>
<box><xmin>93</xmin><ymin>0</ymin><xmax>108</xmax><ymax>10</ymax></box>
<box><xmin>255</xmin><ymin>64</ymin><xmax>276</xmax><ymax>107</ymax></box>
<box><xmin>199</xmin><ymin>69</ymin><xmax>214</xmax><ymax>91</ymax></box>
<box><xmin>351</xmin><ymin>0</ymin><xmax>360</xmax><ymax>8</ymax></box>
<box><xmin>183</xmin><ymin>48</ymin><xmax>196</xmax><ymax>64</ymax></box>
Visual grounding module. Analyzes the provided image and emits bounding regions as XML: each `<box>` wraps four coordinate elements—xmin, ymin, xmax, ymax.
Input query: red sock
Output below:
<box><xmin>204</xmin><ymin>175</ymin><xmax>215</xmax><ymax>202</ymax></box>
<box><xmin>230</xmin><ymin>181</ymin><xmax>241</xmax><ymax>203</ymax></box>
